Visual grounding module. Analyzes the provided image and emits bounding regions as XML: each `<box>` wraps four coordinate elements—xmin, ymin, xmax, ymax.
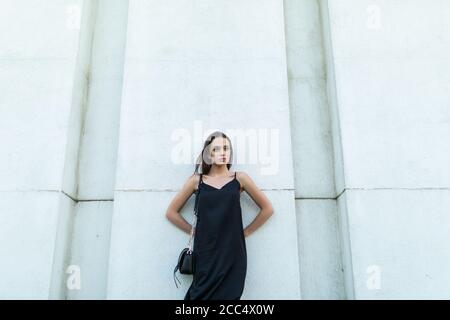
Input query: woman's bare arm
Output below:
<box><xmin>238</xmin><ymin>171</ymin><xmax>274</xmax><ymax>237</ymax></box>
<box><xmin>165</xmin><ymin>174</ymin><xmax>199</xmax><ymax>235</ymax></box>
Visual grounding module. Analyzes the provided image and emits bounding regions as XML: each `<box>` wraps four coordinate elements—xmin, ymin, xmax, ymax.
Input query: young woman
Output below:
<box><xmin>165</xmin><ymin>131</ymin><xmax>274</xmax><ymax>300</ymax></box>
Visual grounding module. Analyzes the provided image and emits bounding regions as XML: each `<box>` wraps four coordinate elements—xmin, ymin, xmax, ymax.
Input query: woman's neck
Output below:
<box><xmin>207</xmin><ymin>165</ymin><xmax>230</xmax><ymax>177</ymax></box>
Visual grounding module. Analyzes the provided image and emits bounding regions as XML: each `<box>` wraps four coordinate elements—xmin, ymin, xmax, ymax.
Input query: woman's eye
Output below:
<box><xmin>212</xmin><ymin>146</ymin><xmax>228</xmax><ymax>152</ymax></box>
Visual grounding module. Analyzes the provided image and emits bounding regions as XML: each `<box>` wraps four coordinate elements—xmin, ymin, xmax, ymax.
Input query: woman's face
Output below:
<box><xmin>208</xmin><ymin>137</ymin><xmax>231</xmax><ymax>166</ymax></box>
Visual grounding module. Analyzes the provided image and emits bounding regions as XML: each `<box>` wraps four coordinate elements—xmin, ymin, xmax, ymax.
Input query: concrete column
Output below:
<box><xmin>66</xmin><ymin>0</ymin><xmax>129</xmax><ymax>300</ymax></box>
<box><xmin>284</xmin><ymin>0</ymin><xmax>345</xmax><ymax>299</ymax></box>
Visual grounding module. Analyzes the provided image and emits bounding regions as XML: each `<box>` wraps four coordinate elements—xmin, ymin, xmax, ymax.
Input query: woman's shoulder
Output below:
<box><xmin>234</xmin><ymin>170</ymin><xmax>250</xmax><ymax>179</ymax></box>
<box><xmin>189</xmin><ymin>172</ymin><xmax>202</xmax><ymax>190</ymax></box>
<box><xmin>234</xmin><ymin>170</ymin><xmax>251</xmax><ymax>187</ymax></box>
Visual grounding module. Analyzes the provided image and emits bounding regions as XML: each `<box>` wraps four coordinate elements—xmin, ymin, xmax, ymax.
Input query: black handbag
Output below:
<box><xmin>173</xmin><ymin>183</ymin><xmax>200</xmax><ymax>288</ymax></box>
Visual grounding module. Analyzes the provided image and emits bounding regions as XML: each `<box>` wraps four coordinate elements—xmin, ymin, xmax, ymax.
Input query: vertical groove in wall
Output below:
<box><xmin>317</xmin><ymin>0</ymin><xmax>346</xmax><ymax>195</ymax></box>
<box><xmin>283</xmin><ymin>0</ymin><xmax>346</xmax><ymax>299</ymax></box>
<box><xmin>282</xmin><ymin>0</ymin><xmax>301</xmax><ymax>298</ymax></box>
<box><xmin>318</xmin><ymin>0</ymin><xmax>355</xmax><ymax>299</ymax></box>
<box><xmin>50</xmin><ymin>0</ymin><xmax>99</xmax><ymax>299</ymax></box>
<box><xmin>280</xmin><ymin>0</ymin><xmax>303</xmax><ymax>299</ymax></box>
<box><xmin>75</xmin><ymin>4</ymin><xmax>100</xmax><ymax>200</ymax></box>
<box><xmin>66</xmin><ymin>0</ymin><xmax>129</xmax><ymax>299</ymax></box>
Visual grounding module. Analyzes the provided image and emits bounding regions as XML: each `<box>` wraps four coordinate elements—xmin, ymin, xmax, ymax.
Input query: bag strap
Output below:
<box><xmin>187</xmin><ymin>173</ymin><xmax>202</xmax><ymax>252</ymax></box>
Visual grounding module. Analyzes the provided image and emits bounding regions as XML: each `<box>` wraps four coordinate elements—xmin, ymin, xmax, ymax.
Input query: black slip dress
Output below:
<box><xmin>184</xmin><ymin>171</ymin><xmax>247</xmax><ymax>300</ymax></box>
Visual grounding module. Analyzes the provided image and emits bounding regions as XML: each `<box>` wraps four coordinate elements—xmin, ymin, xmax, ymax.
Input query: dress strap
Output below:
<box><xmin>194</xmin><ymin>174</ymin><xmax>202</xmax><ymax>215</ymax></box>
<box><xmin>234</xmin><ymin>171</ymin><xmax>237</xmax><ymax>179</ymax></box>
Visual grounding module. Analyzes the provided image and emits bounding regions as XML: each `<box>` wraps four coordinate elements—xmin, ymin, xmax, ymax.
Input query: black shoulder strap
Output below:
<box><xmin>194</xmin><ymin>174</ymin><xmax>202</xmax><ymax>215</ymax></box>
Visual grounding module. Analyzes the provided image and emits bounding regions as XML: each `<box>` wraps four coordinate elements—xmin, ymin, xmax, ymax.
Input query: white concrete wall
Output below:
<box><xmin>1</xmin><ymin>0</ymin><xmax>449</xmax><ymax>300</ymax></box>
<box><xmin>0</xmin><ymin>0</ymin><xmax>88</xmax><ymax>299</ymax></box>
<box><xmin>321</xmin><ymin>0</ymin><xmax>450</xmax><ymax>298</ymax></box>
<box><xmin>106</xmin><ymin>0</ymin><xmax>301</xmax><ymax>299</ymax></box>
